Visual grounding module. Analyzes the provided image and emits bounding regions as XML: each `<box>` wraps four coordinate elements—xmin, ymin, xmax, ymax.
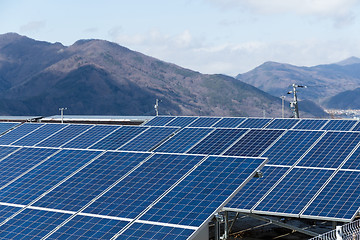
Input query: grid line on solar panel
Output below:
<box><xmin>89</xmin><ymin>126</ymin><xmax>148</xmax><ymax>150</ymax></box>
<box><xmin>265</xmin><ymin>118</ymin><xmax>300</xmax><ymax>129</ymax></box>
<box><xmin>341</xmin><ymin>143</ymin><xmax>360</xmax><ymax>170</ymax></box>
<box><xmin>143</xmin><ymin>116</ymin><xmax>176</xmax><ymax>126</ymax></box>
<box><xmin>212</xmin><ymin>117</ymin><xmax>246</xmax><ymax>128</ymax></box>
<box><xmin>187</xmin><ymin>128</ymin><xmax>248</xmax><ymax>155</ymax></box>
<box><xmin>0</xmin><ymin>146</ymin><xmax>20</xmax><ymax>162</ymax></box>
<box><xmin>297</xmin><ymin>131</ymin><xmax>360</xmax><ymax>169</ymax></box>
<box><xmin>351</xmin><ymin>121</ymin><xmax>360</xmax><ymax>131</ymax></box>
<box><xmin>11</xmin><ymin>124</ymin><xmax>67</xmax><ymax>147</ymax></box>
<box><xmin>321</xmin><ymin>119</ymin><xmax>358</xmax><ymax>131</ymax></box>
<box><xmin>154</xmin><ymin>128</ymin><xmax>214</xmax><ymax>153</ymax></box>
<box><xmin>165</xmin><ymin>116</ymin><xmax>199</xmax><ymax>127</ymax></box>
<box><xmin>292</xmin><ymin>119</ymin><xmax>329</xmax><ymax>130</ymax></box>
<box><xmin>0</xmin><ymin>123</ymin><xmax>45</xmax><ymax>145</ymax></box>
<box><xmin>0</xmin><ymin>122</ymin><xmax>19</xmax><ymax>135</ymax></box>
<box><xmin>0</xmin><ymin>205</ymin><xmax>22</xmax><ymax>224</ymax></box>
<box><xmin>187</xmin><ymin>117</ymin><xmax>221</xmax><ymax>127</ymax></box>
<box><xmin>237</xmin><ymin>118</ymin><xmax>272</xmax><ymax>129</ymax></box>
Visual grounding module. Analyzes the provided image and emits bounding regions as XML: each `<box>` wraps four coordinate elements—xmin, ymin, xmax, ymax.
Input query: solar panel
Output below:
<box><xmin>144</xmin><ymin>116</ymin><xmax>176</xmax><ymax>126</ymax></box>
<box><xmin>0</xmin><ymin>122</ymin><xmax>19</xmax><ymax>135</ymax></box>
<box><xmin>0</xmin><ymin>205</ymin><xmax>21</xmax><ymax>223</ymax></box>
<box><xmin>292</xmin><ymin>119</ymin><xmax>329</xmax><ymax>130</ymax></box>
<box><xmin>265</xmin><ymin>118</ymin><xmax>300</xmax><ymax>129</ymax></box>
<box><xmin>33</xmin><ymin>151</ymin><xmax>151</xmax><ymax>212</ymax></box>
<box><xmin>187</xmin><ymin>117</ymin><xmax>221</xmax><ymax>127</ymax></box>
<box><xmin>154</xmin><ymin>128</ymin><xmax>213</xmax><ymax>154</ymax></box>
<box><xmin>254</xmin><ymin>168</ymin><xmax>334</xmax><ymax>216</ymax></box>
<box><xmin>302</xmin><ymin>170</ymin><xmax>360</xmax><ymax>221</ymax></box>
<box><xmin>187</xmin><ymin>128</ymin><xmax>248</xmax><ymax>155</ymax></box>
<box><xmin>0</xmin><ymin>123</ymin><xmax>44</xmax><ymax>145</ymax></box>
<box><xmin>119</xmin><ymin>127</ymin><xmax>179</xmax><ymax>151</ymax></box>
<box><xmin>0</xmin><ymin>146</ymin><xmax>20</xmax><ymax>160</ymax></box>
<box><xmin>342</xmin><ymin>146</ymin><xmax>360</xmax><ymax>170</ymax></box>
<box><xmin>212</xmin><ymin>117</ymin><xmax>246</xmax><ymax>128</ymax></box>
<box><xmin>35</xmin><ymin>124</ymin><xmax>93</xmax><ymax>148</ymax></box>
<box><xmin>224</xmin><ymin>129</ymin><xmax>285</xmax><ymax>157</ymax></box>
<box><xmin>165</xmin><ymin>116</ymin><xmax>198</xmax><ymax>127</ymax></box>
<box><xmin>89</xmin><ymin>126</ymin><xmax>147</xmax><ymax>150</ymax></box>
<box><xmin>261</xmin><ymin>130</ymin><xmax>324</xmax><ymax>166</ymax></box>
<box><xmin>297</xmin><ymin>131</ymin><xmax>360</xmax><ymax>169</ymax></box>
<box><xmin>62</xmin><ymin>125</ymin><xmax>121</xmax><ymax>149</ymax></box>
<box><xmin>351</xmin><ymin>122</ymin><xmax>360</xmax><ymax>131</ymax></box>
<box><xmin>322</xmin><ymin>119</ymin><xmax>358</xmax><ymax>131</ymax></box>
<box><xmin>11</xmin><ymin>124</ymin><xmax>66</xmax><ymax>147</ymax></box>
<box><xmin>237</xmin><ymin>118</ymin><xmax>272</xmax><ymax>128</ymax></box>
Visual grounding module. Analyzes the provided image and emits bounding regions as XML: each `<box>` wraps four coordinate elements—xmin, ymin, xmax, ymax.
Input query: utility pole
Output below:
<box><xmin>287</xmin><ymin>84</ymin><xmax>306</xmax><ymax>118</ymax></box>
<box><xmin>281</xmin><ymin>96</ymin><xmax>286</xmax><ymax>118</ymax></box>
<box><xmin>59</xmin><ymin>107</ymin><xmax>67</xmax><ymax>124</ymax></box>
<box><xmin>154</xmin><ymin>99</ymin><xmax>160</xmax><ymax>116</ymax></box>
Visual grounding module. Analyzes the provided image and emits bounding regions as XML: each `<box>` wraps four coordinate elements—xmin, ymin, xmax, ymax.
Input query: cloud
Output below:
<box><xmin>19</xmin><ymin>21</ymin><xmax>46</xmax><ymax>33</ymax></box>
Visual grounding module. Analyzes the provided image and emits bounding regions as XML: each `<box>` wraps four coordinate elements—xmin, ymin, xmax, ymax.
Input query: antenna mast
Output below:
<box><xmin>287</xmin><ymin>84</ymin><xmax>306</xmax><ymax>118</ymax></box>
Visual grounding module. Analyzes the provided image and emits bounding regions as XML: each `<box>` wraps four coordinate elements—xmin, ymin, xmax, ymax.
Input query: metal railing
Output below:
<box><xmin>310</xmin><ymin>220</ymin><xmax>360</xmax><ymax>240</ymax></box>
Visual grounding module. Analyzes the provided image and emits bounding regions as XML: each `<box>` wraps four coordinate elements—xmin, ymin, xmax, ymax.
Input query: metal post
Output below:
<box><xmin>214</xmin><ymin>213</ymin><xmax>223</xmax><ymax>240</ymax></box>
<box><xmin>336</xmin><ymin>225</ymin><xmax>343</xmax><ymax>240</ymax></box>
<box><xmin>154</xmin><ymin>99</ymin><xmax>159</xmax><ymax>116</ymax></box>
<box><xmin>224</xmin><ymin>211</ymin><xmax>229</xmax><ymax>240</ymax></box>
<box><xmin>281</xmin><ymin>96</ymin><xmax>285</xmax><ymax>118</ymax></box>
<box><xmin>59</xmin><ymin>107</ymin><xmax>67</xmax><ymax>124</ymax></box>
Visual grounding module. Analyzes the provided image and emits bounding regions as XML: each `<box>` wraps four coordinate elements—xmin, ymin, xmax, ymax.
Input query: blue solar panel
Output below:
<box><xmin>11</xmin><ymin>124</ymin><xmax>66</xmax><ymax>147</ymax></box>
<box><xmin>0</xmin><ymin>123</ymin><xmax>44</xmax><ymax>145</ymax></box>
<box><xmin>265</xmin><ymin>118</ymin><xmax>300</xmax><ymax>129</ymax></box>
<box><xmin>254</xmin><ymin>168</ymin><xmax>334</xmax><ymax>215</ymax></box>
<box><xmin>292</xmin><ymin>119</ymin><xmax>329</xmax><ymax>130</ymax></box>
<box><xmin>154</xmin><ymin>128</ymin><xmax>213</xmax><ymax>153</ymax></box>
<box><xmin>297</xmin><ymin>132</ymin><xmax>360</xmax><ymax>168</ymax></box>
<box><xmin>0</xmin><ymin>208</ymin><xmax>70</xmax><ymax>239</ymax></box>
<box><xmin>322</xmin><ymin>119</ymin><xmax>358</xmax><ymax>131</ymax></box>
<box><xmin>342</xmin><ymin>146</ymin><xmax>360</xmax><ymax>170</ymax></box>
<box><xmin>225</xmin><ymin>166</ymin><xmax>289</xmax><ymax>210</ymax></box>
<box><xmin>261</xmin><ymin>130</ymin><xmax>324</xmax><ymax>165</ymax></box>
<box><xmin>165</xmin><ymin>117</ymin><xmax>198</xmax><ymax>127</ymax></box>
<box><xmin>0</xmin><ymin>146</ymin><xmax>20</xmax><ymax>160</ymax></box>
<box><xmin>139</xmin><ymin>155</ymin><xmax>267</xmax><ymax>227</ymax></box>
<box><xmin>0</xmin><ymin>205</ymin><xmax>21</xmax><ymax>223</ymax></box>
<box><xmin>84</xmin><ymin>154</ymin><xmax>204</xmax><ymax>218</ymax></box>
<box><xmin>187</xmin><ymin>117</ymin><xmax>221</xmax><ymax>127</ymax></box>
<box><xmin>119</xmin><ymin>127</ymin><xmax>179</xmax><ymax>151</ymax></box>
<box><xmin>144</xmin><ymin>116</ymin><xmax>176</xmax><ymax>126</ymax></box>
<box><xmin>351</xmin><ymin>122</ymin><xmax>360</xmax><ymax>131</ymax></box>
<box><xmin>224</xmin><ymin>129</ymin><xmax>285</xmax><ymax>157</ymax></box>
<box><xmin>212</xmin><ymin>117</ymin><xmax>246</xmax><ymax>128</ymax></box>
<box><xmin>48</xmin><ymin>215</ymin><xmax>128</xmax><ymax>240</ymax></box>
<box><xmin>237</xmin><ymin>118</ymin><xmax>272</xmax><ymax>128</ymax></box>
<box><xmin>33</xmin><ymin>151</ymin><xmax>151</xmax><ymax>212</ymax></box>
<box><xmin>62</xmin><ymin>125</ymin><xmax>120</xmax><ymax>149</ymax></box>
<box><xmin>0</xmin><ymin>149</ymin><xmax>102</xmax><ymax>205</ymax></box>
<box><xmin>90</xmin><ymin>126</ymin><xmax>147</xmax><ymax>150</ymax></box>
<box><xmin>0</xmin><ymin>122</ymin><xmax>19</xmax><ymax>135</ymax></box>
<box><xmin>35</xmin><ymin>124</ymin><xmax>93</xmax><ymax>148</ymax></box>
<box><xmin>187</xmin><ymin>128</ymin><xmax>248</xmax><ymax>155</ymax></box>
<box><xmin>302</xmin><ymin>170</ymin><xmax>360</xmax><ymax>220</ymax></box>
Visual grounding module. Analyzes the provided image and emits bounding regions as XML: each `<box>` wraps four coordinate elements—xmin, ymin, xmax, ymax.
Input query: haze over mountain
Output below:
<box><xmin>1</xmin><ymin>32</ymin><xmax>318</xmax><ymax>118</ymax></box>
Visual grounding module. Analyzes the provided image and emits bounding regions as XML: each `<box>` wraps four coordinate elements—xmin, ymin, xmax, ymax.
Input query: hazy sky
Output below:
<box><xmin>1</xmin><ymin>0</ymin><xmax>360</xmax><ymax>75</ymax></box>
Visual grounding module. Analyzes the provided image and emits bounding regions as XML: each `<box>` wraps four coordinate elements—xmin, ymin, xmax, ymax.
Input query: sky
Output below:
<box><xmin>1</xmin><ymin>0</ymin><xmax>360</xmax><ymax>76</ymax></box>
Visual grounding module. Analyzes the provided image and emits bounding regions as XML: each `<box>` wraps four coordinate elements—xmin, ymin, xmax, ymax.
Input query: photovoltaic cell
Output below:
<box><xmin>0</xmin><ymin>149</ymin><xmax>102</xmax><ymax>205</ymax></box>
<box><xmin>342</xmin><ymin>146</ymin><xmax>360</xmax><ymax>170</ymax></box>
<box><xmin>165</xmin><ymin>117</ymin><xmax>198</xmax><ymax>127</ymax></box>
<box><xmin>35</xmin><ymin>124</ymin><xmax>93</xmax><ymax>148</ymax></box>
<box><xmin>212</xmin><ymin>117</ymin><xmax>246</xmax><ymax>128</ymax></box>
<box><xmin>351</xmin><ymin>122</ymin><xmax>360</xmax><ymax>131</ymax></box>
<box><xmin>0</xmin><ymin>122</ymin><xmax>19</xmax><ymax>135</ymax></box>
<box><xmin>224</xmin><ymin>129</ymin><xmax>284</xmax><ymax>157</ymax></box>
<box><xmin>154</xmin><ymin>128</ymin><xmax>214</xmax><ymax>153</ymax></box>
<box><xmin>237</xmin><ymin>118</ymin><xmax>272</xmax><ymax>129</ymax></box>
<box><xmin>90</xmin><ymin>126</ymin><xmax>147</xmax><ymax>150</ymax></box>
<box><xmin>187</xmin><ymin>117</ymin><xmax>221</xmax><ymax>127</ymax></box>
<box><xmin>302</xmin><ymin>170</ymin><xmax>360</xmax><ymax>220</ymax></box>
<box><xmin>188</xmin><ymin>128</ymin><xmax>248</xmax><ymax>155</ymax></box>
<box><xmin>0</xmin><ymin>123</ymin><xmax>44</xmax><ymax>145</ymax></box>
<box><xmin>322</xmin><ymin>119</ymin><xmax>358</xmax><ymax>131</ymax></box>
<box><xmin>62</xmin><ymin>125</ymin><xmax>121</xmax><ymax>149</ymax></box>
<box><xmin>261</xmin><ymin>130</ymin><xmax>323</xmax><ymax>166</ymax></box>
<box><xmin>265</xmin><ymin>118</ymin><xmax>300</xmax><ymax>129</ymax></box>
<box><xmin>11</xmin><ymin>124</ymin><xmax>66</xmax><ymax>147</ymax></box>
<box><xmin>33</xmin><ymin>151</ymin><xmax>151</xmax><ymax>212</ymax></box>
<box><xmin>0</xmin><ymin>146</ymin><xmax>20</xmax><ymax>160</ymax></box>
<box><xmin>297</xmin><ymin>131</ymin><xmax>360</xmax><ymax>168</ymax></box>
<box><xmin>225</xmin><ymin>166</ymin><xmax>289</xmax><ymax>210</ymax></box>
<box><xmin>84</xmin><ymin>154</ymin><xmax>204</xmax><ymax>218</ymax></box>
<box><xmin>254</xmin><ymin>168</ymin><xmax>334</xmax><ymax>215</ymax></box>
<box><xmin>0</xmin><ymin>205</ymin><xmax>22</xmax><ymax>223</ymax></box>
<box><xmin>139</xmin><ymin>156</ymin><xmax>267</xmax><ymax>227</ymax></box>
<box><xmin>144</xmin><ymin>116</ymin><xmax>176</xmax><ymax>126</ymax></box>
<box><xmin>292</xmin><ymin>119</ymin><xmax>328</xmax><ymax>130</ymax></box>
<box><xmin>119</xmin><ymin>127</ymin><xmax>179</xmax><ymax>151</ymax></box>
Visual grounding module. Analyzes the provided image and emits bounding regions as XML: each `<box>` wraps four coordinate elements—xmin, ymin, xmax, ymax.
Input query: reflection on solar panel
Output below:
<box><xmin>237</xmin><ymin>118</ymin><xmax>272</xmax><ymax>129</ymax></box>
<box><xmin>90</xmin><ymin>126</ymin><xmax>147</xmax><ymax>150</ymax></box>
<box><xmin>261</xmin><ymin>130</ymin><xmax>324</xmax><ymax>165</ymax></box>
<box><xmin>265</xmin><ymin>118</ymin><xmax>300</xmax><ymax>129</ymax></box>
<box><xmin>144</xmin><ymin>116</ymin><xmax>175</xmax><ymax>126</ymax></box>
<box><xmin>35</xmin><ymin>124</ymin><xmax>93</xmax><ymax>148</ymax></box>
<box><xmin>0</xmin><ymin>122</ymin><xmax>19</xmax><ymax>135</ymax></box>
<box><xmin>11</xmin><ymin>124</ymin><xmax>66</xmax><ymax>147</ymax></box>
<box><xmin>188</xmin><ymin>128</ymin><xmax>248</xmax><ymax>155</ymax></box>
<box><xmin>302</xmin><ymin>170</ymin><xmax>360</xmax><ymax>221</ymax></box>
<box><xmin>342</xmin><ymin>146</ymin><xmax>360</xmax><ymax>170</ymax></box>
<box><xmin>224</xmin><ymin>129</ymin><xmax>284</xmax><ymax>157</ymax></box>
<box><xmin>0</xmin><ymin>149</ymin><xmax>101</xmax><ymax>205</ymax></box>
<box><xmin>322</xmin><ymin>119</ymin><xmax>358</xmax><ymax>131</ymax></box>
<box><xmin>154</xmin><ymin>128</ymin><xmax>213</xmax><ymax>153</ymax></box>
<box><xmin>297</xmin><ymin>132</ymin><xmax>360</xmax><ymax>168</ymax></box>
<box><xmin>165</xmin><ymin>116</ymin><xmax>198</xmax><ymax>127</ymax></box>
<box><xmin>119</xmin><ymin>127</ymin><xmax>179</xmax><ymax>151</ymax></box>
<box><xmin>292</xmin><ymin>119</ymin><xmax>328</xmax><ymax>130</ymax></box>
<box><xmin>62</xmin><ymin>125</ymin><xmax>121</xmax><ymax>149</ymax></box>
<box><xmin>33</xmin><ymin>151</ymin><xmax>151</xmax><ymax>212</ymax></box>
<box><xmin>187</xmin><ymin>117</ymin><xmax>221</xmax><ymax>127</ymax></box>
<box><xmin>254</xmin><ymin>168</ymin><xmax>334</xmax><ymax>215</ymax></box>
<box><xmin>212</xmin><ymin>117</ymin><xmax>246</xmax><ymax>128</ymax></box>
<box><xmin>0</xmin><ymin>123</ymin><xmax>44</xmax><ymax>145</ymax></box>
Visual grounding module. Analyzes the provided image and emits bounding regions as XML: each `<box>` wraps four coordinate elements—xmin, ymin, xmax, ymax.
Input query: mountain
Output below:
<box><xmin>323</xmin><ymin>87</ymin><xmax>360</xmax><ymax>109</ymax></box>
<box><xmin>0</xmin><ymin>32</ymin><xmax>314</xmax><ymax>118</ymax></box>
<box><xmin>335</xmin><ymin>56</ymin><xmax>360</xmax><ymax>66</ymax></box>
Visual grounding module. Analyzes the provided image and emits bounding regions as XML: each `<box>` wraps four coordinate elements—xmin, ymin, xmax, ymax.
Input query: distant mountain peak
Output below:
<box><xmin>335</xmin><ymin>56</ymin><xmax>360</xmax><ymax>66</ymax></box>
